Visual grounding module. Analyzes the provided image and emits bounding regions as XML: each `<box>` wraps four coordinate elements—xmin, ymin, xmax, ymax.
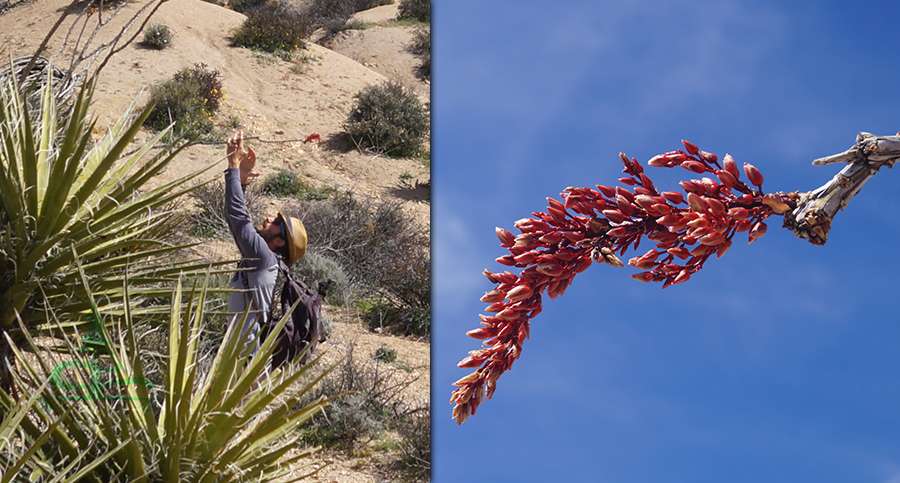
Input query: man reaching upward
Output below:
<box><xmin>225</xmin><ymin>131</ymin><xmax>307</xmax><ymax>355</ymax></box>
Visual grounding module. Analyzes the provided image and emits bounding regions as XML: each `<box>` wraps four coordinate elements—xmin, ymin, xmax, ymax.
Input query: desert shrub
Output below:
<box><xmin>359</xmin><ymin>296</ymin><xmax>430</xmax><ymax>337</ymax></box>
<box><xmin>408</xmin><ymin>26</ymin><xmax>430</xmax><ymax>79</ymax></box>
<box><xmin>396</xmin><ymin>401</ymin><xmax>430</xmax><ymax>479</ymax></box>
<box><xmin>299</xmin><ymin>344</ymin><xmax>421</xmax><ymax>452</ymax></box>
<box><xmin>229</xmin><ymin>0</ymin><xmax>265</xmax><ymax>13</ymax></box>
<box><xmin>308</xmin><ymin>0</ymin><xmax>391</xmax><ymax>23</ymax></box>
<box><xmin>142</xmin><ymin>23</ymin><xmax>173</xmax><ymax>49</ymax></box>
<box><xmin>260</xmin><ymin>168</ymin><xmax>334</xmax><ymax>200</ymax></box>
<box><xmin>397</xmin><ymin>0</ymin><xmax>428</xmax><ymax>22</ymax></box>
<box><xmin>304</xmin><ymin>394</ymin><xmax>385</xmax><ymax>448</ymax></box>
<box><xmin>373</xmin><ymin>343</ymin><xmax>397</xmax><ymax>363</ymax></box>
<box><xmin>229</xmin><ymin>0</ymin><xmax>313</xmax><ymax>53</ymax></box>
<box><xmin>144</xmin><ymin>63</ymin><xmax>224</xmax><ymax>135</ymax></box>
<box><xmin>187</xmin><ymin>178</ymin><xmax>264</xmax><ymax>239</ymax></box>
<box><xmin>280</xmin><ymin>193</ymin><xmax>429</xmax><ymax>335</ymax></box>
<box><xmin>298</xmin><ymin>194</ymin><xmax>427</xmax><ymax>287</ymax></box>
<box><xmin>344</xmin><ymin>80</ymin><xmax>429</xmax><ymax>157</ymax></box>
<box><xmin>292</xmin><ymin>250</ymin><xmax>351</xmax><ymax>303</ymax></box>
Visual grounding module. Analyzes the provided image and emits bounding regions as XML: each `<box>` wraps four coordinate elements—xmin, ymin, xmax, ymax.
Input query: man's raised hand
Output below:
<box><xmin>226</xmin><ymin>130</ymin><xmax>259</xmax><ymax>184</ymax></box>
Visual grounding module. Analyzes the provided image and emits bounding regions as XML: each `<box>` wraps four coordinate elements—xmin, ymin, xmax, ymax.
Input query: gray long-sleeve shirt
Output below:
<box><xmin>225</xmin><ymin>168</ymin><xmax>278</xmax><ymax>351</ymax></box>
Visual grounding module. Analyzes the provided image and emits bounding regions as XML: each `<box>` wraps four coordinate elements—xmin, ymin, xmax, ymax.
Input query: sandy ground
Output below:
<box><xmin>0</xmin><ymin>0</ymin><xmax>430</xmax><ymax>480</ymax></box>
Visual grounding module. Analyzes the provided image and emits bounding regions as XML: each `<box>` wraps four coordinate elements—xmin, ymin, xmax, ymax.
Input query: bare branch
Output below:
<box><xmin>783</xmin><ymin>132</ymin><xmax>900</xmax><ymax>245</ymax></box>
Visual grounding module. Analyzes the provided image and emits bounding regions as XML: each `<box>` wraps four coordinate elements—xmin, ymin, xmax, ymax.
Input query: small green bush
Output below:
<box><xmin>293</xmin><ymin>250</ymin><xmax>351</xmax><ymax>303</ymax></box>
<box><xmin>308</xmin><ymin>0</ymin><xmax>391</xmax><ymax>23</ymax></box>
<box><xmin>142</xmin><ymin>23</ymin><xmax>173</xmax><ymax>50</ymax></box>
<box><xmin>408</xmin><ymin>27</ymin><xmax>430</xmax><ymax>79</ymax></box>
<box><xmin>229</xmin><ymin>0</ymin><xmax>313</xmax><ymax>53</ymax></box>
<box><xmin>396</xmin><ymin>401</ymin><xmax>430</xmax><ymax>479</ymax></box>
<box><xmin>229</xmin><ymin>0</ymin><xmax>265</xmax><ymax>14</ymax></box>
<box><xmin>344</xmin><ymin>80</ymin><xmax>429</xmax><ymax>157</ymax></box>
<box><xmin>298</xmin><ymin>344</ymin><xmax>420</xmax><ymax>452</ymax></box>
<box><xmin>261</xmin><ymin>169</ymin><xmax>334</xmax><ymax>200</ymax></box>
<box><xmin>144</xmin><ymin>63</ymin><xmax>224</xmax><ymax>135</ymax></box>
<box><xmin>360</xmin><ymin>297</ymin><xmax>430</xmax><ymax>337</ymax></box>
<box><xmin>187</xmin><ymin>178</ymin><xmax>263</xmax><ymax>239</ymax></box>
<box><xmin>373</xmin><ymin>344</ymin><xmax>397</xmax><ymax>363</ymax></box>
<box><xmin>303</xmin><ymin>394</ymin><xmax>384</xmax><ymax>449</ymax></box>
<box><xmin>398</xmin><ymin>0</ymin><xmax>429</xmax><ymax>22</ymax></box>
<box><xmin>281</xmin><ymin>193</ymin><xmax>430</xmax><ymax>336</ymax></box>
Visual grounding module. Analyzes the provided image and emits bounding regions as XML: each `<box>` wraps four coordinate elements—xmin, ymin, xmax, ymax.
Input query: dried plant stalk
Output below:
<box><xmin>785</xmin><ymin>132</ymin><xmax>900</xmax><ymax>244</ymax></box>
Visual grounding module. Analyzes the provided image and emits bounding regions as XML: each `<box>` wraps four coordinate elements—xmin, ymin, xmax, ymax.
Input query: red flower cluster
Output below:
<box><xmin>451</xmin><ymin>141</ymin><xmax>794</xmax><ymax>424</ymax></box>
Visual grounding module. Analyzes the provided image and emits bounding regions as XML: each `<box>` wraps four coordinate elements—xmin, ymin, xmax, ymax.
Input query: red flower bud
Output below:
<box><xmin>673</xmin><ymin>270</ymin><xmax>691</xmax><ymax>285</ymax></box>
<box><xmin>716</xmin><ymin>238</ymin><xmax>732</xmax><ymax>258</ymax></box>
<box><xmin>536</xmin><ymin>262</ymin><xmax>565</xmax><ymax>277</ymax></box>
<box><xmin>667</xmin><ymin>247</ymin><xmax>691</xmax><ymax>259</ymax></box>
<box><xmin>727</xmin><ymin>207</ymin><xmax>749</xmax><ymax>220</ymax></box>
<box><xmin>648</xmin><ymin>154</ymin><xmax>668</xmax><ymax>167</ymax></box>
<box><xmin>687</xmin><ymin>193</ymin><xmax>708</xmax><ymax>213</ymax></box>
<box><xmin>596</xmin><ymin>185</ymin><xmax>616</xmax><ymax>197</ymax></box>
<box><xmin>484</xmin><ymin>302</ymin><xmax>505</xmax><ymax>313</ymax></box>
<box><xmin>706</xmin><ymin>198</ymin><xmax>726</xmax><ymax>217</ymax></box>
<box><xmin>748</xmin><ymin>221</ymin><xmax>767</xmax><ymax>243</ymax></box>
<box><xmin>496</xmin><ymin>227</ymin><xmax>515</xmax><ymax>246</ymax></box>
<box><xmin>716</xmin><ymin>169</ymin><xmax>736</xmax><ymax>188</ymax></box>
<box><xmin>494</xmin><ymin>272</ymin><xmax>518</xmax><ymax>284</ymax></box>
<box><xmin>662</xmin><ymin>191</ymin><xmax>684</xmax><ymax>204</ymax></box>
<box><xmin>743</xmin><ymin>163</ymin><xmax>764</xmax><ymax>186</ymax></box>
<box><xmin>602</xmin><ymin>209</ymin><xmax>628</xmax><ymax>224</ymax></box>
<box><xmin>513</xmin><ymin>252</ymin><xmax>536</xmax><ymax>265</ymax></box>
<box><xmin>700</xmin><ymin>177</ymin><xmax>720</xmax><ymax>193</ymax></box>
<box><xmin>497</xmin><ymin>308</ymin><xmax>523</xmax><ymax>320</ymax></box>
<box><xmin>616</xmin><ymin>195</ymin><xmax>636</xmax><ymax>216</ymax></box>
<box><xmin>682</xmin><ymin>139</ymin><xmax>700</xmax><ymax>155</ymax></box>
<box><xmin>699</xmin><ymin>151</ymin><xmax>717</xmax><ymax>162</ymax></box>
<box><xmin>495</xmin><ymin>254</ymin><xmax>516</xmax><ymax>266</ymax></box>
<box><xmin>458</xmin><ymin>354</ymin><xmax>487</xmax><ymax>368</ymax></box>
<box><xmin>699</xmin><ymin>231</ymin><xmax>725</xmax><ymax>246</ymax></box>
<box><xmin>631</xmin><ymin>271</ymin><xmax>654</xmax><ymax>282</ymax></box>
<box><xmin>547</xmin><ymin>197</ymin><xmax>565</xmax><ymax>211</ymax></box>
<box><xmin>683</xmin><ymin>160</ymin><xmax>707</xmax><ymax>174</ymax></box>
<box><xmin>615</xmin><ymin>186</ymin><xmax>635</xmax><ymax>202</ymax></box>
<box><xmin>546</xmin><ymin>206</ymin><xmax>567</xmax><ymax>223</ymax></box>
<box><xmin>679</xmin><ymin>180</ymin><xmax>703</xmax><ymax>193</ymax></box>
<box><xmin>656</xmin><ymin>214</ymin><xmax>680</xmax><ymax>226</ymax></box>
<box><xmin>607</xmin><ymin>227</ymin><xmax>629</xmax><ymax>238</ymax></box>
<box><xmin>723</xmin><ymin>154</ymin><xmax>740</xmax><ymax>179</ymax></box>
<box><xmin>506</xmin><ymin>285</ymin><xmax>533</xmax><ymax>302</ymax></box>
<box><xmin>483</xmin><ymin>269</ymin><xmax>499</xmax><ymax>284</ymax></box>
<box><xmin>467</xmin><ymin>327</ymin><xmax>495</xmax><ymax>339</ymax></box>
<box><xmin>537</xmin><ymin>232</ymin><xmax>562</xmax><ymax>245</ymax></box>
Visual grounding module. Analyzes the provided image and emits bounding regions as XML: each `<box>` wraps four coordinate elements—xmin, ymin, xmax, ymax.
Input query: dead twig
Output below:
<box><xmin>783</xmin><ymin>132</ymin><xmax>900</xmax><ymax>244</ymax></box>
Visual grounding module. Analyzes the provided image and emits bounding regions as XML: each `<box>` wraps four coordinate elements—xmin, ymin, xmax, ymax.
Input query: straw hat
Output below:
<box><xmin>277</xmin><ymin>212</ymin><xmax>307</xmax><ymax>265</ymax></box>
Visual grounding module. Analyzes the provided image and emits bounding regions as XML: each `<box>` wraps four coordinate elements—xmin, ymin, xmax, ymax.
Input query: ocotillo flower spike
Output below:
<box><xmin>451</xmin><ymin>142</ymin><xmax>798</xmax><ymax>424</ymax></box>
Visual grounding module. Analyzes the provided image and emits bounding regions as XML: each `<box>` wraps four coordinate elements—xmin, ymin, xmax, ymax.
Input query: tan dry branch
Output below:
<box><xmin>785</xmin><ymin>132</ymin><xmax>900</xmax><ymax>245</ymax></box>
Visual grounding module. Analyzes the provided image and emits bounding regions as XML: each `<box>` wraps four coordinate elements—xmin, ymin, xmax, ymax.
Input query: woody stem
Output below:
<box><xmin>783</xmin><ymin>132</ymin><xmax>900</xmax><ymax>245</ymax></box>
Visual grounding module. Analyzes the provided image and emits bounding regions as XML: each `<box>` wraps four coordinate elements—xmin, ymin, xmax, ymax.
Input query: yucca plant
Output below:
<box><xmin>0</xmin><ymin>378</ymin><xmax>129</xmax><ymax>483</ymax></box>
<box><xmin>0</xmin><ymin>65</ymin><xmax>232</xmax><ymax>386</ymax></box>
<box><xmin>1</xmin><ymin>267</ymin><xmax>333</xmax><ymax>482</ymax></box>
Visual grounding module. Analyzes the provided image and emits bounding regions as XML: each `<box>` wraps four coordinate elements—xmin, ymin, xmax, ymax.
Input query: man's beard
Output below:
<box><xmin>256</xmin><ymin>226</ymin><xmax>279</xmax><ymax>243</ymax></box>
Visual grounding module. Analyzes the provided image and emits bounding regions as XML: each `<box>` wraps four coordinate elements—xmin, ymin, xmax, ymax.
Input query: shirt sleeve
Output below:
<box><xmin>224</xmin><ymin>168</ymin><xmax>276</xmax><ymax>271</ymax></box>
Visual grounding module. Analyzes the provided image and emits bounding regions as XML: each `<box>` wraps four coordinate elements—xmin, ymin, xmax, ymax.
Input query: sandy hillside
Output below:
<box><xmin>0</xmin><ymin>0</ymin><xmax>430</xmax><ymax>220</ymax></box>
<box><xmin>0</xmin><ymin>0</ymin><xmax>430</xmax><ymax>481</ymax></box>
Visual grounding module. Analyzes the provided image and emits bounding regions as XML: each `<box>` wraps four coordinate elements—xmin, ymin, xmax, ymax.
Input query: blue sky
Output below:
<box><xmin>432</xmin><ymin>1</ymin><xmax>900</xmax><ymax>482</ymax></box>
